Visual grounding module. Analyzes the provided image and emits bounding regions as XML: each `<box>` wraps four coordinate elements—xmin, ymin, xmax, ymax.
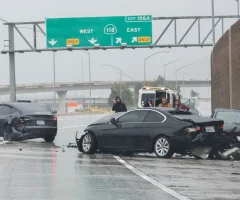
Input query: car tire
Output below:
<box><xmin>154</xmin><ymin>136</ymin><xmax>173</xmax><ymax>158</ymax></box>
<box><xmin>44</xmin><ymin>136</ymin><xmax>55</xmax><ymax>143</ymax></box>
<box><xmin>82</xmin><ymin>133</ymin><xmax>97</xmax><ymax>154</ymax></box>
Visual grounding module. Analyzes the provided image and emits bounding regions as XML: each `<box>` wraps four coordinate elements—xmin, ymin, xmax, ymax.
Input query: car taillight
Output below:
<box><xmin>195</xmin><ymin>126</ymin><xmax>200</xmax><ymax>131</ymax></box>
<box><xmin>186</xmin><ymin>126</ymin><xmax>200</xmax><ymax>133</ymax></box>
<box><xmin>186</xmin><ymin>127</ymin><xmax>197</xmax><ymax>133</ymax></box>
<box><xmin>18</xmin><ymin>117</ymin><xmax>31</xmax><ymax>123</ymax></box>
<box><xmin>53</xmin><ymin>116</ymin><xmax>57</xmax><ymax>121</ymax></box>
<box><xmin>220</xmin><ymin>124</ymin><xmax>224</xmax><ymax>129</ymax></box>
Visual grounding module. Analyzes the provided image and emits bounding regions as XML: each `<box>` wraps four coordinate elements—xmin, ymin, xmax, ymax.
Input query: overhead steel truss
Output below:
<box><xmin>0</xmin><ymin>15</ymin><xmax>238</xmax><ymax>102</ymax></box>
<box><xmin>0</xmin><ymin>15</ymin><xmax>238</xmax><ymax>54</ymax></box>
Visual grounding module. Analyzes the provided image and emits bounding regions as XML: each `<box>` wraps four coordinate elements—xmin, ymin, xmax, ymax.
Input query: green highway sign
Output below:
<box><xmin>46</xmin><ymin>15</ymin><xmax>152</xmax><ymax>48</ymax></box>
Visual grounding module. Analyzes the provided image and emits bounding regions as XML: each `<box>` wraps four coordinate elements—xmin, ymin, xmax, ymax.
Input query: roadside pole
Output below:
<box><xmin>8</xmin><ymin>24</ymin><xmax>16</xmax><ymax>102</ymax></box>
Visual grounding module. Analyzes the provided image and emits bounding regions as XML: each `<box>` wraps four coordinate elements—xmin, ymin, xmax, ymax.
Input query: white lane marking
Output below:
<box><xmin>58</xmin><ymin>125</ymin><xmax>87</xmax><ymax>130</ymax></box>
<box><xmin>0</xmin><ymin>141</ymin><xmax>9</xmax><ymax>145</ymax></box>
<box><xmin>113</xmin><ymin>156</ymin><xmax>191</xmax><ymax>200</ymax></box>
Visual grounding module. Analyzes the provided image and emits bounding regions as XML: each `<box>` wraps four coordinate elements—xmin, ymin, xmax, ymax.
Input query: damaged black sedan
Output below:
<box><xmin>76</xmin><ymin>108</ymin><xmax>227</xmax><ymax>158</ymax></box>
<box><xmin>212</xmin><ymin>108</ymin><xmax>240</xmax><ymax>145</ymax></box>
<box><xmin>0</xmin><ymin>103</ymin><xmax>57</xmax><ymax>142</ymax></box>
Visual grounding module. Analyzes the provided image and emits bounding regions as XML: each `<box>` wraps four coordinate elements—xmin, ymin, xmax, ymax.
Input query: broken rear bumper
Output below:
<box><xmin>6</xmin><ymin>126</ymin><xmax>57</xmax><ymax>141</ymax></box>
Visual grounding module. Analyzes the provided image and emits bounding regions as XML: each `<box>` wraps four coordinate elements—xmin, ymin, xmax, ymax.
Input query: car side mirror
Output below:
<box><xmin>53</xmin><ymin>110</ymin><xmax>57</xmax><ymax>114</ymax></box>
<box><xmin>110</xmin><ymin>118</ymin><xmax>116</xmax><ymax>124</ymax></box>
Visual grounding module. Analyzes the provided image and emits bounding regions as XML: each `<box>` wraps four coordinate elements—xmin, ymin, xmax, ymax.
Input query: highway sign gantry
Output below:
<box><xmin>46</xmin><ymin>15</ymin><xmax>152</xmax><ymax>48</ymax></box>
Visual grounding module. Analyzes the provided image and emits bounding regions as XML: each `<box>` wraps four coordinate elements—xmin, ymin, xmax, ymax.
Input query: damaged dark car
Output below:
<box><xmin>212</xmin><ymin>108</ymin><xmax>240</xmax><ymax>147</ymax></box>
<box><xmin>0</xmin><ymin>103</ymin><xmax>57</xmax><ymax>142</ymax></box>
<box><xmin>212</xmin><ymin>108</ymin><xmax>240</xmax><ymax>142</ymax></box>
<box><xmin>76</xmin><ymin>108</ymin><xmax>229</xmax><ymax>159</ymax></box>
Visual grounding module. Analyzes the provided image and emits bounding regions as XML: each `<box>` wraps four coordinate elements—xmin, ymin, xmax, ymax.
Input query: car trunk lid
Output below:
<box><xmin>20</xmin><ymin>114</ymin><xmax>57</xmax><ymax>126</ymax></box>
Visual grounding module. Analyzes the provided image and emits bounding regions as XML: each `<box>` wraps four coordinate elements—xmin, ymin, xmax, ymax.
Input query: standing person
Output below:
<box><xmin>158</xmin><ymin>97</ymin><xmax>172</xmax><ymax>108</ymax></box>
<box><xmin>112</xmin><ymin>96</ymin><xmax>127</xmax><ymax>113</ymax></box>
<box><xmin>175</xmin><ymin>100</ymin><xmax>190</xmax><ymax>111</ymax></box>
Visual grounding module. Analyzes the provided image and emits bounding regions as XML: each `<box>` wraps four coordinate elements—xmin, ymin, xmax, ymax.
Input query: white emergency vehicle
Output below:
<box><xmin>138</xmin><ymin>86</ymin><xmax>201</xmax><ymax>116</ymax></box>
<box><xmin>138</xmin><ymin>86</ymin><xmax>181</xmax><ymax>108</ymax></box>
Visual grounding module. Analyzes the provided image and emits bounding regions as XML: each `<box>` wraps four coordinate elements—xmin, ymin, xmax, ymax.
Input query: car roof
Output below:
<box><xmin>3</xmin><ymin>102</ymin><xmax>35</xmax><ymax>107</ymax></box>
<box><xmin>215</xmin><ymin>108</ymin><xmax>240</xmax><ymax>112</ymax></box>
<box><xmin>136</xmin><ymin>107</ymin><xmax>181</xmax><ymax>112</ymax></box>
<box><xmin>135</xmin><ymin>107</ymin><xmax>195</xmax><ymax>114</ymax></box>
<box><xmin>1</xmin><ymin>102</ymin><xmax>51</xmax><ymax>113</ymax></box>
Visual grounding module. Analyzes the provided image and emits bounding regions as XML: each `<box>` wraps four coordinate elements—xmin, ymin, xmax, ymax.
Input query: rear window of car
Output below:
<box><xmin>15</xmin><ymin>103</ymin><xmax>52</xmax><ymax>114</ymax></box>
<box><xmin>168</xmin><ymin>110</ymin><xmax>195</xmax><ymax>115</ymax></box>
<box><xmin>167</xmin><ymin>110</ymin><xmax>199</xmax><ymax>120</ymax></box>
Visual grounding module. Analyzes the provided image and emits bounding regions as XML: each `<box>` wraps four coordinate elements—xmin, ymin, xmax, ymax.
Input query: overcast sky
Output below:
<box><xmin>0</xmin><ymin>0</ymin><xmax>238</xmax><ymax>86</ymax></box>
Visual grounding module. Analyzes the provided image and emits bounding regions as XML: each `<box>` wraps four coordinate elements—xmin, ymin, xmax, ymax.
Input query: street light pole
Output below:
<box><xmin>81</xmin><ymin>58</ymin><xmax>84</xmax><ymax>82</ymax></box>
<box><xmin>88</xmin><ymin>53</ymin><xmax>91</xmax><ymax>109</ymax></box>
<box><xmin>144</xmin><ymin>51</ymin><xmax>169</xmax><ymax>84</ymax></box>
<box><xmin>175</xmin><ymin>64</ymin><xmax>192</xmax><ymax>91</ymax></box>
<box><xmin>164</xmin><ymin>60</ymin><xmax>180</xmax><ymax>87</ymax></box>
<box><xmin>53</xmin><ymin>52</ymin><xmax>56</xmax><ymax>111</ymax></box>
<box><xmin>236</xmin><ymin>0</ymin><xmax>240</xmax><ymax>19</ymax></box>
<box><xmin>183</xmin><ymin>72</ymin><xmax>188</xmax><ymax>98</ymax></box>
<box><xmin>81</xmin><ymin>51</ymin><xmax>91</xmax><ymax>109</ymax></box>
<box><xmin>211</xmin><ymin>0</ymin><xmax>216</xmax><ymax>46</ymax></box>
<box><xmin>144</xmin><ymin>59</ymin><xmax>146</xmax><ymax>85</ymax></box>
<box><xmin>121</xmin><ymin>72</ymin><xmax>135</xmax><ymax>108</ymax></box>
<box><xmin>120</xmin><ymin>70</ymin><xmax>122</xmax><ymax>99</ymax></box>
<box><xmin>99</xmin><ymin>64</ymin><xmax>122</xmax><ymax>98</ymax></box>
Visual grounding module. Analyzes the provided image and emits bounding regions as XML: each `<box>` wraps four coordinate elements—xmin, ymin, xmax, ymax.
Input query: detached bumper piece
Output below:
<box><xmin>217</xmin><ymin>147</ymin><xmax>240</xmax><ymax>160</ymax></box>
<box><xmin>188</xmin><ymin>132</ymin><xmax>240</xmax><ymax>160</ymax></box>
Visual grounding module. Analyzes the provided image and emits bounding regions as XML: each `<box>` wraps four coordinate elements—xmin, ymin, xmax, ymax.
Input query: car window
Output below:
<box><xmin>144</xmin><ymin>111</ymin><xmax>165</xmax><ymax>122</ymax></box>
<box><xmin>15</xmin><ymin>103</ymin><xmax>52</xmax><ymax>114</ymax></box>
<box><xmin>215</xmin><ymin>111</ymin><xmax>240</xmax><ymax>124</ymax></box>
<box><xmin>0</xmin><ymin>106</ymin><xmax>17</xmax><ymax>115</ymax></box>
<box><xmin>141</xmin><ymin>93</ymin><xmax>155</xmax><ymax>107</ymax></box>
<box><xmin>117</xmin><ymin>110</ymin><xmax>148</xmax><ymax>123</ymax></box>
<box><xmin>184</xmin><ymin>98</ymin><xmax>196</xmax><ymax>109</ymax></box>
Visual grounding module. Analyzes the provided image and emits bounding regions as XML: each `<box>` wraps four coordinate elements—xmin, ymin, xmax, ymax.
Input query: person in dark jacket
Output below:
<box><xmin>175</xmin><ymin>100</ymin><xmax>190</xmax><ymax>111</ymax></box>
<box><xmin>144</xmin><ymin>98</ymin><xmax>154</xmax><ymax>107</ymax></box>
<box><xmin>112</xmin><ymin>96</ymin><xmax>127</xmax><ymax>113</ymax></box>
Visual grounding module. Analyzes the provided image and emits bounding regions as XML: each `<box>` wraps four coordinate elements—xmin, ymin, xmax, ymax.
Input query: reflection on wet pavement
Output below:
<box><xmin>0</xmin><ymin>141</ymin><xmax>176</xmax><ymax>200</ymax></box>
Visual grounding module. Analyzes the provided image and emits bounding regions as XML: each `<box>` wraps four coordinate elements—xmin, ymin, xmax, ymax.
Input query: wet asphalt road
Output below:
<box><xmin>0</xmin><ymin>107</ymin><xmax>240</xmax><ymax>200</ymax></box>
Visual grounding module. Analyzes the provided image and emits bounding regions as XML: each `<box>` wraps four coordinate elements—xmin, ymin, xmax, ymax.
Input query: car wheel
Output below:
<box><xmin>44</xmin><ymin>136</ymin><xmax>55</xmax><ymax>143</ymax></box>
<box><xmin>154</xmin><ymin>136</ymin><xmax>173</xmax><ymax>158</ymax></box>
<box><xmin>82</xmin><ymin>133</ymin><xmax>97</xmax><ymax>154</ymax></box>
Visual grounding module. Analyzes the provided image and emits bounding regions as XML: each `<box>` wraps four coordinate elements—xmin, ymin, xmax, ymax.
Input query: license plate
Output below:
<box><xmin>37</xmin><ymin>120</ymin><xmax>45</xmax><ymax>125</ymax></box>
<box><xmin>205</xmin><ymin>126</ymin><xmax>215</xmax><ymax>132</ymax></box>
<box><xmin>237</xmin><ymin>136</ymin><xmax>240</xmax><ymax>141</ymax></box>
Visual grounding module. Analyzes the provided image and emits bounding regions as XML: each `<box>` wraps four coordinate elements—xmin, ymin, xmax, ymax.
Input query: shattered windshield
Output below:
<box><xmin>215</xmin><ymin>111</ymin><xmax>240</xmax><ymax>124</ymax></box>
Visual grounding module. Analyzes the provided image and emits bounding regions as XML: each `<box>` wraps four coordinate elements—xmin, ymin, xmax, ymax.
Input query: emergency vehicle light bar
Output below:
<box><xmin>142</xmin><ymin>87</ymin><xmax>169</xmax><ymax>91</ymax></box>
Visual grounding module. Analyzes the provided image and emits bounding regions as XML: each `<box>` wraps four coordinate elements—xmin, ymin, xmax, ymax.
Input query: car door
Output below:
<box><xmin>137</xmin><ymin>110</ymin><xmax>167</xmax><ymax>150</ymax></box>
<box><xmin>184</xmin><ymin>97</ymin><xmax>201</xmax><ymax>116</ymax></box>
<box><xmin>99</xmin><ymin>110</ymin><xmax>148</xmax><ymax>151</ymax></box>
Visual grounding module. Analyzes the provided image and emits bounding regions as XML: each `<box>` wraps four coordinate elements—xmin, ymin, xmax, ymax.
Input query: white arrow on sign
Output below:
<box><xmin>88</xmin><ymin>38</ymin><xmax>97</xmax><ymax>45</ymax></box>
<box><xmin>48</xmin><ymin>39</ymin><xmax>57</xmax><ymax>46</ymax></box>
<box><xmin>132</xmin><ymin>37</ymin><xmax>137</xmax><ymax>43</ymax></box>
<box><xmin>116</xmin><ymin>38</ymin><xmax>122</xmax><ymax>44</ymax></box>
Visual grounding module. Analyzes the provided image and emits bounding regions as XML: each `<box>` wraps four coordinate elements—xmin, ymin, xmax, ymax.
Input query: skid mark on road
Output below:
<box><xmin>114</xmin><ymin>156</ymin><xmax>191</xmax><ymax>200</ymax></box>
